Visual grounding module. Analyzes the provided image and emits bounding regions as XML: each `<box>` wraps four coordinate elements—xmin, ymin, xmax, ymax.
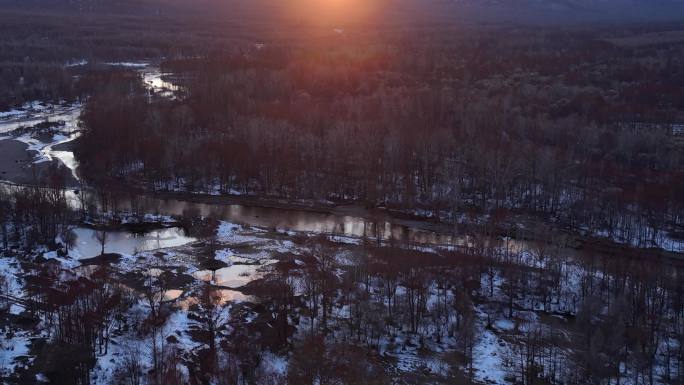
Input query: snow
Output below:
<box><xmin>104</xmin><ymin>61</ymin><xmax>149</xmax><ymax>68</ymax></box>
<box><xmin>0</xmin><ymin>62</ymin><xmax>182</xmax><ymax>184</ymax></box>
<box><xmin>0</xmin><ymin>330</ymin><xmax>32</xmax><ymax>378</ymax></box>
<box><xmin>0</xmin><ymin>108</ymin><xmax>25</xmax><ymax>119</ymax></box>
<box><xmin>261</xmin><ymin>351</ymin><xmax>288</xmax><ymax>375</ymax></box>
<box><xmin>0</xmin><ymin>257</ymin><xmax>37</xmax><ymax>377</ymax></box>
<box><xmin>142</xmin><ymin>67</ymin><xmax>180</xmax><ymax>98</ymax></box>
<box><xmin>472</xmin><ymin>326</ymin><xmax>509</xmax><ymax>384</ymax></box>
<box><xmin>0</xmin><ymin>100</ymin><xmax>83</xmax><ymax>182</ymax></box>
<box><xmin>142</xmin><ymin>213</ymin><xmax>176</xmax><ymax>223</ymax></box>
<box><xmin>393</xmin><ymin>351</ymin><xmax>449</xmax><ymax>376</ymax></box>
<box><xmin>216</xmin><ymin>221</ymin><xmax>267</xmax><ymax>245</ymax></box>
<box><xmin>165</xmin><ymin>309</ymin><xmax>200</xmax><ymax>350</ymax></box>
<box><xmin>265</xmin><ymin>239</ymin><xmax>298</xmax><ymax>253</ymax></box>
<box><xmin>215</xmin><ymin>248</ymin><xmax>235</xmax><ymax>263</ymax></box>
<box><xmin>9</xmin><ymin>303</ymin><xmax>24</xmax><ymax>315</ymax></box>
<box><xmin>0</xmin><ymin>256</ymin><xmax>23</xmax><ymax>298</ymax></box>
<box><xmin>328</xmin><ymin>235</ymin><xmax>362</xmax><ymax>245</ymax></box>
<box><xmin>493</xmin><ymin>319</ymin><xmax>515</xmax><ymax>331</ymax></box>
<box><xmin>64</xmin><ymin>59</ymin><xmax>88</xmax><ymax>67</ymax></box>
<box><xmin>43</xmin><ymin>250</ymin><xmax>80</xmax><ymax>269</ymax></box>
<box><xmin>0</xmin><ymin>170</ymin><xmax>679</xmax><ymax>384</ymax></box>
<box><xmin>90</xmin><ymin>300</ymin><xmax>187</xmax><ymax>385</ymax></box>
<box><xmin>217</xmin><ymin>221</ymin><xmax>241</xmax><ymax>239</ymax></box>
<box><xmin>0</xmin><ymin>101</ymin><xmax>81</xmax><ymax>136</ymax></box>
<box><xmin>586</xmin><ymin>217</ymin><xmax>684</xmax><ymax>253</ymax></box>
<box><xmin>91</xmin><ymin>334</ymin><xmax>146</xmax><ymax>384</ymax></box>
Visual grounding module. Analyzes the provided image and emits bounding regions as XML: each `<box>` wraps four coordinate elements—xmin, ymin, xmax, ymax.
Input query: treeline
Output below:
<box><xmin>77</xmin><ymin>28</ymin><xmax>684</xmax><ymax>249</ymax></box>
<box><xmin>100</xmin><ymin>227</ymin><xmax>684</xmax><ymax>385</ymax></box>
<box><xmin>0</xmin><ymin>184</ymin><xmax>72</xmax><ymax>251</ymax></box>
<box><xmin>24</xmin><ymin>264</ymin><xmax>131</xmax><ymax>384</ymax></box>
<box><xmin>5</xmin><ymin>213</ymin><xmax>684</xmax><ymax>384</ymax></box>
<box><xmin>243</xmin><ymin>233</ymin><xmax>684</xmax><ymax>384</ymax></box>
<box><xmin>0</xmin><ymin>6</ymin><xmax>252</xmax><ymax>109</ymax></box>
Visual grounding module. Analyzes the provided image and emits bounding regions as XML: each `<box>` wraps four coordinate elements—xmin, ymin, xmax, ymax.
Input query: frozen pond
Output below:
<box><xmin>70</xmin><ymin>227</ymin><xmax>195</xmax><ymax>259</ymax></box>
<box><xmin>194</xmin><ymin>264</ymin><xmax>264</xmax><ymax>288</ymax></box>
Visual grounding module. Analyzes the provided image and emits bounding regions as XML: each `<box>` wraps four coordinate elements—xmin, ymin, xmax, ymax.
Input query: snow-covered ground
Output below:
<box><xmin>473</xmin><ymin>325</ymin><xmax>510</xmax><ymax>384</ymax></box>
<box><xmin>0</xmin><ymin>329</ymin><xmax>33</xmax><ymax>378</ymax></box>
<box><xmin>0</xmin><ymin>211</ymin><xmax>681</xmax><ymax>384</ymax></box>
<box><xmin>0</xmin><ymin>101</ymin><xmax>81</xmax><ymax>136</ymax></box>
<box><xmin>0</xmin><ymin>256</ymin><xmax>35</xmax><ymax>379</ymax></box>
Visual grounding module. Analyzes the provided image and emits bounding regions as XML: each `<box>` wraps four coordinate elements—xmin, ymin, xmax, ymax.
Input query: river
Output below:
<box><xmin>0</xmin><ymin>61</ymin><xmax>526</xmax><ymax>258</ymax></box>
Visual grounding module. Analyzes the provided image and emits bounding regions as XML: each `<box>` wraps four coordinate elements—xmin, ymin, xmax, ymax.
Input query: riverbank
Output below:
<box><xmin>0</xmin><ymin>139</ymin><xmax>77</xmax><ymax>186</ymax></box>
<box><xmin>1</xmin><ymin>174</ymin><xmax>682</xmax><ymax>260</ymax></box>
<box><xmin>92</xmin><ymin>186</ymin><xmax>684</xmax><ymax>260</ymax></box>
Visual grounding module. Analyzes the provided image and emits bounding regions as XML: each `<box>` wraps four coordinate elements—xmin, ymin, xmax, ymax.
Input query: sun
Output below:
<box><xmin>283</xmin><ymin>0</ymin><xmax>386</xmax><ymax>26</ymax></box>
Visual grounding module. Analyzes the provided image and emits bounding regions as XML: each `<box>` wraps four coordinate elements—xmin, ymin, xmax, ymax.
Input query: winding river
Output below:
<box><xmin>0</xmin><ymin>62</ymin><xmax>522</xmax><ymax>258</ymax></box>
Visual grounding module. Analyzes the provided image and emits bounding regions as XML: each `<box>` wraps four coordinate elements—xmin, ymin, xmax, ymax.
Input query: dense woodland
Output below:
<box><xmin>76</xmin><ymin>28</ymin><xmax>684</xmax><ymax>250</ymax></box>
<box><xmin>2</xmin><ymin>3</ymin><xmax>684</xmax><ymax>385</ymax></box>
<box><xmin>3</xmin><ymin>184</ymin><xmax>684</xmax><ymax>385</ymax></box>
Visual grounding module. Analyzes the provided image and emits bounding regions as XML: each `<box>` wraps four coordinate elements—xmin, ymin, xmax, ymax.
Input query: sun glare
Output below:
<box><xmin>284</xmin><ymin>0</ymin><xmax>385</xmax><ymax>26</ymax></box>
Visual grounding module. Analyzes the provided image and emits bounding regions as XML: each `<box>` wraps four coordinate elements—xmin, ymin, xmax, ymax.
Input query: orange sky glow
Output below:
<box><xmin>283</xmin><ymin>0</ymin><xmax>390</xmax><ymax>26</ymax></box>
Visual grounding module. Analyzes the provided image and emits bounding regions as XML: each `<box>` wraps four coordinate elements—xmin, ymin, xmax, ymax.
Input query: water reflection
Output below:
<box><xmin>177</xmin><ymin>289</ymin><xmax>253</xmax><ymax>309</ymax></box>
<box><xmin>142</xmin><ymin>66</ymin><xmax>181</xmax><ymax>99</ymax></box>
<box><xmin>0</xmin><ymin>64</ymin><xmax>477</xmax><ymax>249</ymax></box>
<box><xmin>70</xmin><ymin>227</ymin><xmax>196</xmax><ymax>259</ymax></box>
<box><xmin>0</xmin><ymin>63</ymin><xmax>182</xmax><ymax>184</ymax></box>
<box><xmin>164</xmin><ymin>289</ymin><xmax>184</xmax><ymax>301</ymax></box>
<box><xmin>78</xmin><ymin>192</ymin><xmax>465</xmax><ymax>246</ymax></box>
<box><xmin>61</xmin><ymin>190</ymin><xmax>493</xmax><ymax>248</ymax></box>
<box><xmin>194</xmin><ymin>264</ymin><xmax>264</xmax><ymax>288</ymax></box>
<box><xmin>0</xmin><ymin>101</ymin><xmax>83</xmax><ymax>182</ymax></box>
<box><xmin>1</xmin><ymin>180</ymin><xmax>529</xmax><ymax>250</ymax></box>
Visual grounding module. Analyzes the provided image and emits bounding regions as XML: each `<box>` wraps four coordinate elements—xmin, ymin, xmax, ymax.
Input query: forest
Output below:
<box><xmin>1</xmin><ymin>2</ymin><xmax>684</xmax><ymax>385</ymax></box>
<box><xmin>2</xmin><ymin>183</ymin><xmax>684</xmax><ymax>385</ymax></box>
<box><xmin>75</xmin><ymin>27</ymin><xmax>684</xmax><ymax>251</ymax></box>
